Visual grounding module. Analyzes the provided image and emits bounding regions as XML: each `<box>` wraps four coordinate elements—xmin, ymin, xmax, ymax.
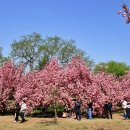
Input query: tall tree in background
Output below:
<box><xmin>94</xmin><ymin>61</ymin><xmax>130</xmax><ymax>77</ymax></box>
<box><xmin>38</xmin><ymin>36</ymin><xmax>94</xmax><ymax>69</ymax></box>
<box><xmin>0</xmin><ymin>47</ymin><xmax>8</xmax><ymax>66</ymax></box>
<box><xmin>10</xmin><ymin>32</ymin><xmax>43</xmax><ymax>71</ymax></box>
<box><xmin>0</xmin><ymin>47</ymin><xmax>2</xmax><ymax>58</ymax></box>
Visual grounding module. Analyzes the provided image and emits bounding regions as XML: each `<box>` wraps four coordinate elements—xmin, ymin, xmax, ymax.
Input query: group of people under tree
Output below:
<box><xmin>62</xmin><ymin>98</ymin><xmax>113</xmax><ymax>120</ymax></box>
<box><xmin>65</xmin><ymin>98</ymin><xmax>130</xmax><ymax>120</ymax></box>
<box><xmin>74</xmin><ymin>99</ymin><xmax>93</xmax><ymax>120</ymax></box>
<box><xmin>62</xmin><ymin>98</ymin><xmax>91</xmax><ymax>120</ymax></box>
<box><xmin>14</xmin><ymin>99</ymin><xmax>27</xmax><ymax>123</ymax></box>
<box><xmin>13</xmin><ymin>97</ymin><xmax>130</xmax><ymax>122</ymax></box>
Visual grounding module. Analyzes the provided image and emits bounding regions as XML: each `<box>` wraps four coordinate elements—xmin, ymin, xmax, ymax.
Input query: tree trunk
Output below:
<box><xmin>54</xmin><ymin>105</ymin><xmax>57</xmax><ymax>118</ymax></box>
<box><xmin>54</xmin><ymin>103</ymin><xmax>58</xmax><ymax>123</ymax></box>
<box><xmin>29</xmin><ymin>61</ymin><xmax>34</xmax><ymax>71</ymax></box>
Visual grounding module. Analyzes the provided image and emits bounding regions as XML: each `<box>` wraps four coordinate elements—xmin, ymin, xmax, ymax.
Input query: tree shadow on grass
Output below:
<box><xmin>96</xmin><ymin>128</ymin><xmax>111</xmax><ymax>130</ymax></box>
<box><xmin>37</xmin><ymin>119</ymin><xmax>60</xmax><ymax>126</ymax></box>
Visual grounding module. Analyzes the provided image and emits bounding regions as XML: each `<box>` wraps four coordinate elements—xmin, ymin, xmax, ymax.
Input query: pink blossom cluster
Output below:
<box><xmin>0</xmin><ymin>61</ymin><xmax>23</xmax><ymax>110</ymax></box>
<box><xmin>0</xmin><ymin>58</ymin><xmax>130</xmax><ymax>115</ymax></box>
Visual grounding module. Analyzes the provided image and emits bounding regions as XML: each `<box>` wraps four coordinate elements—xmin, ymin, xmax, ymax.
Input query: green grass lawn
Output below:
<box><xmin>0</xmin><ymin>114</ymin><xmax>130</xmax><ymax>130</ymax></box>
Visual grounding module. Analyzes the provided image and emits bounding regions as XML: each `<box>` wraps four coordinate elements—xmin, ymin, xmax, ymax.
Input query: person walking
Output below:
<box><xmin>20</xmin><ymin>100</ymin><xmax>27</xmax><ymax>123</ymax></box>
<box><xmin>14</xmin><ymin>102</ymin><xmax>20</xmax><ymax>122</ymax></box>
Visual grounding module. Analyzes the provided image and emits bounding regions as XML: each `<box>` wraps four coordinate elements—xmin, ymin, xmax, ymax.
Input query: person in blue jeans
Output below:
<box><xmin>87</xmin><ymin>99</ymin><xmax>93</xmax><ymax>120</ymax></box>
<box><xmin>122</xmin><ymin>98</ymin><xmax>128</xmax><ymax>119</ymax></box>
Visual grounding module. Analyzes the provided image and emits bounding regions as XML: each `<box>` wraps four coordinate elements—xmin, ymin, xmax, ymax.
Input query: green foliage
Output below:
<box><xmin>37</xmin><ymin>56</ymin><xmax>48</xmax><ymax>70</ymax></box>
<box><xmin>0</xmin><ymin>47</ymin><xmax>9</xmax><ymax>66</ymax></box>
<box><xmin>94</xmin><ymin>61</ymin><xmax>130</xmax><ymax>77</ymax></box>
<box><xmin>94</xmin><ymin>62</ymin><xmax>108</xmax><ymax>73</ymax></box>
<box><xmin>0</xmin><ymin>47</ymin><xmax>2</xmax><ymax>58</ymax></box>
<box><xmin>47</xmin><ymin>105</ymin><xmax>65</xmax><ymax>113</ymax></box>
<box><xmin>10</xmin><ymin>34</ymin><xmax>94</xmax><ymax>71</ymax></box>
<box><xmin>31</xmin><ymin>105</ymin><xmax>64</xmax><ymax>117</ymax></box>
<box><xmin>10</xmin><ymin>32</ymin><xmax>43</xmax><ymax>71</ymax></box>
<box><xmin>38</xmin><ymin>36</ymin><xmax>94</xmax><ymax>69</ymax></box>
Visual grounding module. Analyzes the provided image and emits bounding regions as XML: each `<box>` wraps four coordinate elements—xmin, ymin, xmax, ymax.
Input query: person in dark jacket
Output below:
<box><xmin>74</xmin><ymin>98</ymin><xmax>82</xmax><ymax>120</ymax></box>
<box><xmin>14</xmin><ymin>102</ymin><xmax>20</xmax><ymax>122</ymax></box>
<box><xmin>108</xmin><ymin>100</ymin><xmax>112</xmax><ymax>119</ymax></box>
<box><xmin>104</xmin><ymin>101</ymin><xmax>109</xmax><ymax>119</ymax></box>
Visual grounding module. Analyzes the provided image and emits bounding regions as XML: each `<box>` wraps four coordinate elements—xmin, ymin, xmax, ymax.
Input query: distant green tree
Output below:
<box><xmin>94</xmin><ymin>61</ymin><xmax>130</xmax><ymax>77</ymax></box>
<box><xmin>38</xmin><ymin>36</ymin><xmax>94</xmax><ymax>70</ymax></box>
<box><xmin>0</xmin><ymin>47</ymin><xmax>2</xmax><ymax>57</ymax></box>
<box><xmin>10</xmin><ymin>32</ymin><xmax>43</xmax><ymax>71</ymax></box>
<box><xmin>0</xmin><ymin>47</ymin><xmax>9</xmax><ymax>66</ymax></box>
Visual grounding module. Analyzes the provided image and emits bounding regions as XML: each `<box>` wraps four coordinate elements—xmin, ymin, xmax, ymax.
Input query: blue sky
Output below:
<box><xmin>0</xmin><ymin>0</ymin><xmax>130</xmax><ymax>65</ymax></box>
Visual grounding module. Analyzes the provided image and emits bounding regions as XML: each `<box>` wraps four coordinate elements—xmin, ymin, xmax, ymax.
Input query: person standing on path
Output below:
<box><xmin>87</xmin><ymin>99</ymin><xmax>93</xmax><ymax>120</ymax></box>
<box><xmin>122</xmin><ymin>98</ymin><xmax>127</xmax><ymax>119</ymax></box>
<box><xmin>104</xmin><ymin>101</ymin><xmax>109</xmax><ymax>119</ymax></box>
<box><xmin>108</xmin><ymin>100</ymin><xmax>112</xmax><ymax>119</ymax></box>
<box><xmin>14</xmin><ymin>102</ymin><xmax>20</xmax><ymax>122</ymax></box>
<box><xmin>20</xmin><ymin>100</ymin><xmax>27</xmax><ymax>123</ymax></box>
<box><xmin>74</xmin><ymin>98</ymin><xmax>82</xmax><ymax>120</ymax></box>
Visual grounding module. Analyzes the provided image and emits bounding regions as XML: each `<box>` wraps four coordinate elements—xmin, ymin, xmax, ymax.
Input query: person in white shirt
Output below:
<box><xmin>20</xmin><ymin>100</ymin><xmax>27</xmax><ymax>123</ymax></box>
<box><xmin>122</xmin><ymin>98</ymin><xmax>127</xmax><ymax>119</ymax></box>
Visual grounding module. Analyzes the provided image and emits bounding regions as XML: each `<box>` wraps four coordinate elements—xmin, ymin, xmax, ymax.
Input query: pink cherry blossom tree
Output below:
<box><xmin>0</xmin><ymin>60</ymin><xmax>23</xmax><ymax>111</ymax></box>
<box><xmin>93</xmin><ymin>72</ymin><xmax>122</xmax><ymax>115</ymax></box>
<box><xmin>120</xmin><ymin>71</ymin><xmax>130</xmax><ymax>101</ymax></box>
<box><xmin>14</xmin><ymin>57</ymin><xmax>125</xmax><ymax>116</ymax></box>
<box><xmin>1</xmin><ymin>57</ymin><xmax>130</xmax><ymax>117</ymax></box>
<box><xmin>15</xmin><ymin>59</ymin><xmax>70</xmax><ymax>118</ymax></box>
<box><xmin>63</xmin><ymin>57</ymin><xmax>93</xmax><ymax>107</ymax></box>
